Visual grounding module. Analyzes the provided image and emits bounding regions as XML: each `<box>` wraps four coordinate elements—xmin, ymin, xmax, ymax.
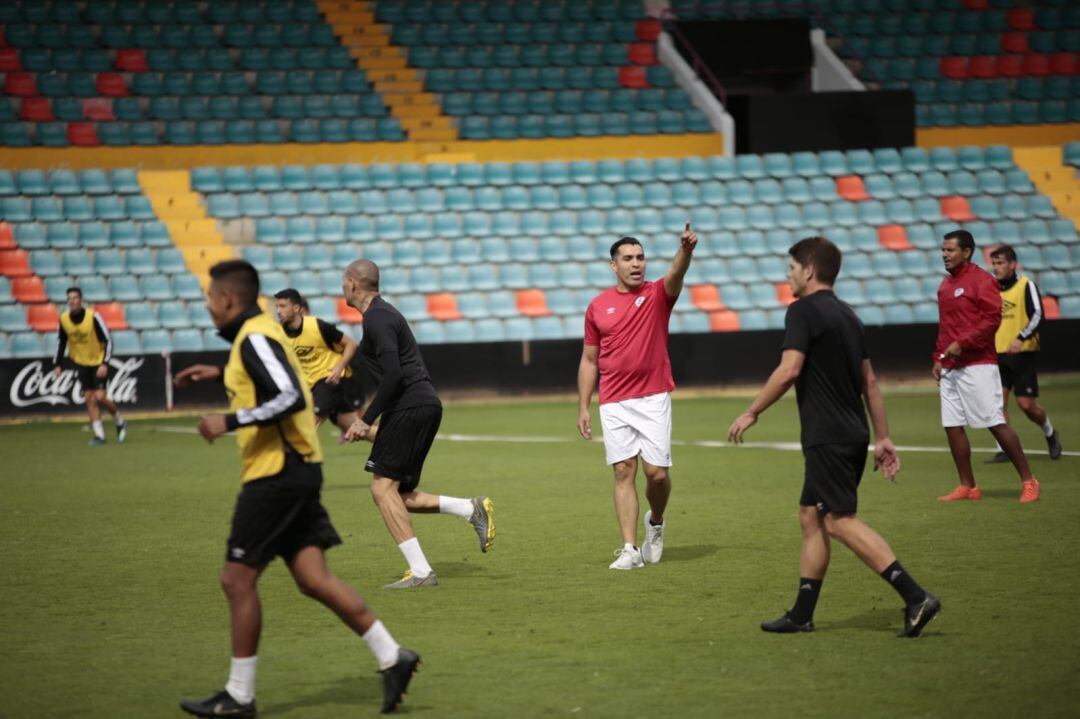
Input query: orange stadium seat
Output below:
<box><xmin>0</xmin><ymin>250</ymin><xmax>32</xmax><ymax>278</ymax></box>
<box><xmin>708</xmin><ymin>310</ymin><xmax>740</xmax><ymax>332</ymax></box>
<box><xmin>12</xmin><ymin>276</ymin><xmax>47</xmax><ymax>303</ymax></box>
<box><xmin>336</xmin><ymin>298</ymin><xmax>362</xmax><ymax>324</ymax></box>
<box><xmin>94</xmin><ymin>302</ymin><xmax>128</xmax><ymax>330</ymax></box>
<box><xmin>27</xmin><ymin>303</ymin><xmax>58</xmax><ymax>332</ymax></box>
<box><xmin>877</xmin><ymin>225</ymin><xmax>914</xmax><ymax>251</ymax></box>
<box><xmin>515</xmin><ymin>289</ymin><xmax>551</xmax><ymax>317</ymax></box>
<box><xmin>941</xmin><ymin>196</ymin><xmax>976</xmax><ymax>222</ymax></box>
<box><xmin>427</xmin><ymin>292</ymin><xmax>462</xmax><ymax>321</ymax></box>
<box><xmin>774</xmin><ymin>283</ymin><xmax>796</xmax><ymax>306</ymax></box>
<box><xmin>690</xmin><ymin>284</ymin><xmax>725</xmax><ymax>312</ymax></box>
<box><xmin>835</xmin><ymin>175</ymin><xmax>869</xmax><ymax>201</ymax></box>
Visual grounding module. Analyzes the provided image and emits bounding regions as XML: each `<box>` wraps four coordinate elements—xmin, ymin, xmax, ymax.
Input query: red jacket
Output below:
<box><xmin>935</xmin><ymin>262</ymin><xmax>1001</xmax><ymax>368</ymax></box>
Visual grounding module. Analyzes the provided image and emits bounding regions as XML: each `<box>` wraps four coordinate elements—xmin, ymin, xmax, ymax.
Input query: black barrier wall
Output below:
<box><xmin>6</xmin><ymin>321</ymin><xmax>1077</xmax><ymax>416</ymax></box>
<box><xmin>1</xmin><ymin>354</ymin><xmax>168</xmax><ymax>415</ymax></box>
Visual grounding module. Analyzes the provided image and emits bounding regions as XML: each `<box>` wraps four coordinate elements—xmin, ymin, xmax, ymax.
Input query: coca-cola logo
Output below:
<box><xmin>9</xmin><ymin>357</ymin><xmax>145</xmax><ymax>408</ymax></box>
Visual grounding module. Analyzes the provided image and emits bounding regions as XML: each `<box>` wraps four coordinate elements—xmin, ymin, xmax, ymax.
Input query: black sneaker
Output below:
<box><xmin>760</xmin><ymin>612</ymin><xmax>814</xmax><ymax>634</ymax></box>
<box><xmin>898</xmin><ymin>593</ymin><xmax>941</xmax><ymax>638</ymax></box>
<box><xmin>179</xmin><ymin>689</ymin><xmax>255</xmax><ymax>718</ymax></box>
<box><xmin>380</xmin><ymin>648</ymin><xmax>421</xmax><ymax>714</ymax></box>
<box><xmin>1047</xmin><ymin>430</ymin><xmax>1062</xmax><ymax>460</ymax></box>
<box><xmin>984</xmin><ymin>451</ymin><xmax>1009</xmax><ymax>464</ymax></box>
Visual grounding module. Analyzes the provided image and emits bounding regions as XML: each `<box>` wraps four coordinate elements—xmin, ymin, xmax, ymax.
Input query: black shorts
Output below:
<box><xmin>998</xmin><ymin>353</ymin><xmax>1039</xmax><ymax>397</ymax></box>
<box><xmin>365</xmin><ymin>404</ymin><xmax>442</xmax><ymax>493</ymax></box>
<box><xmin>226</xmin><ymin>452</ymin><xmax>342</xmax><ymax>566</ymax></box>
<box><xmin>800</xmin><ymin>443</ymin><xmax>867</xmax><ymax>516</ymax></box>
<box><xmin>311</xmin><ymin>378</ymin><xmax>355</xmax><ymax>422</ymax></box>
<box><xmin>76</xmin><ymin>363</ymin><xmax>107</xmax><ymax>392</ymax></box>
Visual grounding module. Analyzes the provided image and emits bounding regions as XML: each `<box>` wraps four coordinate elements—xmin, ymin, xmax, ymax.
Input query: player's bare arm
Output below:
<box><xmin>663</xmin><ymin>222</ymin><xmax>698</xmax><ymax>298</ymax></box>
<box><xmin>727</xmin><ymin>349</ymin><xmax>805</xmax><ymax>443</ymax></box>
<box><xmin>327</xmin><ymin>334</ymin><xmax>358</xmax><ymax>385</ymax></box>
<box><xmin>174</xmin><ymin>364</ymin><xmax>223</xmax><ymax>386</ymax></box>
<box><xmin>862</xmin><ymin>359</ymin><xmax>900</xmax><ymax>480</ymax></box>
<box><xmin>577</xmin><ymin>344</ymin><xmax>599</xmax><ymax>440</ymax></box>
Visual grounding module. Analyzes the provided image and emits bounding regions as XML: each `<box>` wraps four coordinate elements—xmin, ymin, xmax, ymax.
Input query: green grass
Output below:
<box><xmin>2</xmin><ymin>379</ymin><xmax>1079</xmax><ymax>718</ymax></box>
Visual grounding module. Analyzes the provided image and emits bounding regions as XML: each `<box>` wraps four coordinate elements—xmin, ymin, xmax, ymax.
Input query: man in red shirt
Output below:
<box><xmin>577</xmin><ymin>224</ymin><xmax>697</xmax><ymax>570</ymax></box>
<box><xmin>934</xmin><ymin>230</ymin><xmax>1039</xmax><ymax>503</ymax></box>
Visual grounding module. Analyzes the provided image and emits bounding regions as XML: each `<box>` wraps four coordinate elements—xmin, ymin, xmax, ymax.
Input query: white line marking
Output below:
<box><xmin>145</xmin><ymin>426</ymin><xmax>1079</xmax><ymax>457</ymax></box>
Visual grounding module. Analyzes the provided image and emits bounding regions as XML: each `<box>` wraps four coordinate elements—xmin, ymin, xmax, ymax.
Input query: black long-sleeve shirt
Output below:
<box><xmin>53</xmin><ymin>308</ymin><xmax>112</xmax><ymax>367</ymax></box>
<box><xmin>358</xmin><ymin>296</ymin><xmax>440</xmax><ymax>425</ymax></box>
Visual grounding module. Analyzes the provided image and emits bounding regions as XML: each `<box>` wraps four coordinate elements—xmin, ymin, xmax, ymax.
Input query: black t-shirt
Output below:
<box><xmin>359</xmin><ymin>296</ymin><xmax>441</xmax><ymax>424</ymax></box>
<box><xmin>781</xmin><ymin>290</ymin><xmax>870</xmax><ymax>448</ymax></box>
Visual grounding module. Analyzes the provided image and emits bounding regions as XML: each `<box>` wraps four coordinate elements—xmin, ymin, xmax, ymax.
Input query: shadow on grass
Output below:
<box><xmin>262</xmin><ymin>674</ymin><xmax>373</xmax><ymax>717</ymax></box>
<box><xmin>977</xmin><ymin>488</ymin><xmax>1021</xmax><ymax>499</ymax></box>
<box><xmin>662</xmin><ymin>544</ymin><xmax>719</xmax><ymax>562</ymax></box>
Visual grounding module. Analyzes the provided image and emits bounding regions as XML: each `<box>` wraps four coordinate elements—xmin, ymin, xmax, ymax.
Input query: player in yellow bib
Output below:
<box><xmin>273</xmin><ymin>289</ymin><xmax>376</xmax><ymax>443</ymax></box>
<box><xmin>51</xmin><ymin>286</ymin><xmax>127</xmax><ymax>445</ymax></box>
<box><xmin>987</xmin><ymin>244</ymin><xmax>1062</xmax><ymax>462</ymax></box>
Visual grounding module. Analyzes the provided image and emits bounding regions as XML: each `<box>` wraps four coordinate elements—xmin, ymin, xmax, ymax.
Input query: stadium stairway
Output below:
<box><xmin>317</xmin><ymin>0</ymin><xmax>458</xmax><ymax>144</ymax></box>
<box><xmin>1014</xmin><ymin>145</ymin><xmax>1080</xmax><ymax>229</ymax></box>
<box><xmin>138</xmin><ymin>170</ymin><xmax>233</xmax><ymax>285</ymax></box>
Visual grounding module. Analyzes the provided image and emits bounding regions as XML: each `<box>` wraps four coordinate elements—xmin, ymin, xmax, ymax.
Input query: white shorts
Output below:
<box><xmin>940</xmin><ymin>364</ymin><xmax>1006</xmax><ymax>429</ymax></box>
<box><xmin>599</xmin><ymin>392</ymin><xmax>673</xmax><ymax>467</ymax></box>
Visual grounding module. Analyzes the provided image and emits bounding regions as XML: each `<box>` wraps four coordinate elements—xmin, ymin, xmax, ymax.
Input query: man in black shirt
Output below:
<box><xmin>341</xmin><ymin>260</ymin><xmax>496</xmax><ymax>589</ymax></box>
<box><xmin>727</xmin><ymin>237</ymin><xmax>940</xmax><ymax>638</ymax></box>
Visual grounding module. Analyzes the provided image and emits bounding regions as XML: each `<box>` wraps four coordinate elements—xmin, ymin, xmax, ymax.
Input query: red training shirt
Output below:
<box><xmin>934</xmin><ymin>261</ymin><xmax>1001</xmax><ymax>368</ymax></box>
<box><xmin>584</xmin><ymin>279</ymin><xmax>677</xmax><ymax>405</ymax></box>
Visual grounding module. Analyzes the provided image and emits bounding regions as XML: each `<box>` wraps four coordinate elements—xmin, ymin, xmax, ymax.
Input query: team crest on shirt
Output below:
<box><xmin>954</xmin><ymin>288</ymin><xmax>965</xmax><ymax>297</ymax></box>
<box><xmin>635</xmin><ymin>296</ymin><xmax>646</xmax><ymax>307</ymax></box>
<box><xmin>606</xmin><ymin>307</ymin><xmax>616</xmax><ymax>315</ymax></box>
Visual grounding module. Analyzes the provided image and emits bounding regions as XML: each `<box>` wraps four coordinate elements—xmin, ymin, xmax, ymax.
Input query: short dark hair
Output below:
<box><xmin>274</xmin><ymin>288</ymin><xmax>303</xmax><ymax>305</ymax></box>
<box><xmin>989</xmin><ymin>244</ymin><xmax>1017</xmax><ymax>263</ymax></box>
<box><xmin>609</xmin><ymin>236</ymin><xmax>643</xmax><ymax>260</ymax></box>
<box><xmin>943</xmin><ymin>229</ymin><xmax>975</xmax><ymax>253</ymax></box>
<box><xmin>299</xmin><ymin>297</ymin><xmax>309</xmax><ymax>312</ymax></box>
<box><xmin>66</xmin><ymin>286</ymin><xmax>82</xmax><ymax>297</ymax></box>
<box><xmin>788</xmin><ymin>236</ymin><xmax>842</xmax><ymax>285</ymax></box>
<box><xmin>209</xmin><ymin>259</ymin><xmax>260</xmax><ymax>306</ymax></box>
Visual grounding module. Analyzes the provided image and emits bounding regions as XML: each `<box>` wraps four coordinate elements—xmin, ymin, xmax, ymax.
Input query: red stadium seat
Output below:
<box><xmin>1006</xmin><ymin>8</ymin><xmax>1036</xmax><ymax>32</ymax></box>
<box><xmin>0</xmin><ymin>249</ymin><xmax>32</xmax><ymax>278</ymax></box>
<box><xmin>0</xmin><ymin>47</ymin><xmax>21</xmax><ymax>71</ymax></box>
<box><xmin>968</xmin><ymin>55</ymin><xmax>997</xmax><ymax>78</ymax></box>
<box><xmin>27</xmin><ymin>303</ymin><xmax>58</xmax><ymax>331</ymax></box>
<box><xmin>835</xmin><ymin>175</ymin><xmax>870</xmax><ymax>201</ymax></box>
<box><xmin>877</xmin><ymin>225</ymin><xmax>914</xmax><ymax>251</ymax></box>
<box><xmin>19</xmin><ymin>97</ymin><xmax>54</xmax><ymax>121</ymax></box>
<box><xmin>426</xmin><ymin>292</ymin><xmax>462</xmax><ymax>320</ymax></box>
<box><xmin>690</xmin><ymin>284</ymin><xmax>725</xmax><ymax>312</ymax></box>
<box><xmin>1049</xmin><ymin>52</ymin><xmax>1077</xmax><ymax>76</ymax></box>
<box><xmin>774</xmin><ymin>283</ymin><xmax>796</xmax><ymax>307</ymax></box>
<box><xmin>996</xmin><ymin>55</ymin><xmax>1024</xmax><ymax>78</ymax></box>
<box><xmin>514</xmin><ymin>289</ymin><xmax>551</xmax><ymax>317</ymax></box>
<box><xmin>1001</xmin><ymin>33</ymin><xmax>1028</xmax><ymax>54</ymax></box>
<box><xmin>12</xmin><ymin>276</ymin><xmax>46</xmax><ymax>303</ymax></box>
<box><xmin>940</xmin><ymin>56</ymin><xmax>968</xmax><ymax>79</ymax></box>
<box><xmin>0</xmin><ymin>222</ymin><xmax>14</xmax><ymax>249</ymax></box>
<box><xmin>627</xmin><ymin>43</ymin><xmax>657</xmax><ymax>66</ymax></box>
<box><xmin>1042</xmin><ymin>295</ymin><xmax>1060</xmax><ymax>320</ymax></box>
<box><xmin>941</xmin><ymin>196</ymin><xmax>976</xmax><ymax>222</ymax></box>
<box><xmin>94</xmin><ymin>302</ymin><xmax>128</xmax><ymax>330</ymax></box>
<box><xmin>1024</xmin><ymin>53</ymin><xmax>1050</xmax><ymax>77</ymax></box>
<box><xmin>618</xmin><ymin>65</ymin><xmax>648</xmax><ymax>88</ymax></box>
<box><xmin>3</xmin><ymin>72</ymin><xmax>38</xmax><ymax>97</ymax></box>
<box><xmin>336</xmin><ymin>297</ymin><xmax>362</xmax><ymax>324</ymax></box>
<box><xmin>115</xmin><ymin>48</ymin><xmax>148</xmax><ymax>73</ymax></box>
<box><xmin>636</xmin><ymin>19</ymin><xmax>661</xmax><ymax>42</ymax></box>
<box><xmin>82</xmin><ymin>98</ymin><xmax>115</xmax><ymax>121</ymax></box>
<box><xmin>95</xmin><ymin>72</ymin><xmax>128</xmax><ymax>97</ymax></box>
<box><xmin>67</xmin><ymin>122</ymin><xmax>101</xmax><ymax>146</ymax></box>
<box><xmin>708</xmin><ymin>310</ymin><xmax>740</xmax><ymax>332</ymax></box>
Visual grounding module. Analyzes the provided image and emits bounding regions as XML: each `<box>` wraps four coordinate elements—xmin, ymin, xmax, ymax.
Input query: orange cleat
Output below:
<box><xmin>938</xmin><ymin>485</ymin><xmax>982</xmax><ymax>501</ymax></box>
<box><xmin>1020</xmin><ymin>478</ymin><xmax>1040</xmax><ymax>503</ymax></box>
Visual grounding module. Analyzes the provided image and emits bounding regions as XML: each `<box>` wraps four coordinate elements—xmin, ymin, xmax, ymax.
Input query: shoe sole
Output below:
<box><xmin>479</xmin><ymin>497</ymin><xmax>495</xmax><ymax>552</ymax></box>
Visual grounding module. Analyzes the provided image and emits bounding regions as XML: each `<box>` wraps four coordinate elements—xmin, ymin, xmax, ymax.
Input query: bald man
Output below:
<box><xmin>341</xmin><ymin>261</ymin><xmax>495</xmax><ymax>589</ymax></box>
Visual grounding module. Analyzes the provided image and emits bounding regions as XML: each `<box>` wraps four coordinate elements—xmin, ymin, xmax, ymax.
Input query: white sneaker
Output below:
<box><xmin>641</xmin><ymin>510</ymin><xmax>665</xmax><ymax>564</ymax></box>
<box><xmin>609</xmin><ymin>546</ymin><xmax>645</xmax><ymax>570</ymax></box>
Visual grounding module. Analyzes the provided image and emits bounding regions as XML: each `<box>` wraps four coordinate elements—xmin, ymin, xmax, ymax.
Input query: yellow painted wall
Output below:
<box><xmin>917</xmin><ymin>123</ymin><xmax>1080</xmax><ymax>149</ymax></box>
<box><xmin>0</xmin><ymin>133</ymin><xmax>726</xmax><ymax>171</ymax></box>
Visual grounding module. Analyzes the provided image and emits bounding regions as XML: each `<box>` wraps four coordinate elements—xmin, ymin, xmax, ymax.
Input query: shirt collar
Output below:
<box><xmin>998</xmin><ymin>272</ymin><xmax>1018</xmax><ymax>290</ymax></box>
<box><xmin>217</xmin><ymin>305</ymin><xmax>261</xmax><ymax>344</ymax></box>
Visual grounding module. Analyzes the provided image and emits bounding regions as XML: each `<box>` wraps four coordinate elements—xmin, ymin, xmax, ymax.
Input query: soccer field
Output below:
<box><xmin>2</xmin><ymin>379</ymin><xmax>1079</xmax><ymax>718</ymax></box>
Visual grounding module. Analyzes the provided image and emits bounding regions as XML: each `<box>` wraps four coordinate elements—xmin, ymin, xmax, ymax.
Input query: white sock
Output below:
<box><xmin>114</xmin><ymin>411</ymin><xmax>124</xmax><ymax>424</ymax></box>
<box><xmin>438</xmin><ymin>496</ymin><xmax>473</xmax><ymax>518</ymax></box>
<box><xmin>624</xmin><ymin>542</ymin><xmax>637</xmax><ymax>553</ymax></box>
<box><xmin>1042</xmin><ymin>418</ymin><xmax>1054</xmax><ymax>438</ymax></box>
<box><xmin>91</xmin><ymin>420</ymin><xmax>105</xmax><ymax>439</ymax></box>
<box><xmin>225</xmin><ymin>656</ymin><xmax>257</xmax><ymax>704</ymax></box>
<box><xmin>397</xmin><ymin>537</ymin><xmax>433</xmax><ymax>578</ymax></box>
<box><xmin>363</xmin><ymin>620</ymin><xmax>401</xmax><ymax>671</ymax></box>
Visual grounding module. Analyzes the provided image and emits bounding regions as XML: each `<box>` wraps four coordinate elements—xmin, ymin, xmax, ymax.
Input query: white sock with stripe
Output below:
<box><xmin>438</xmin><ymin>496</ymin><xmax>473</xmax><ymax>518</ymax></box>
<box><xmin>397</xmin><ymin>537</ymin><xmax>433</xmax><ymax>578</ymax></box>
